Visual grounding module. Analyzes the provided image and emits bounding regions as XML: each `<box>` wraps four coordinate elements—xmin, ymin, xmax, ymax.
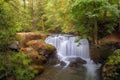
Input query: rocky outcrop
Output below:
<box><xmin>20</xmin><ymin>47</ymin><xmax>46</xmax><ymax>64</ymax></box>
<box><xmin>26</xmin><ymin>39</ymin><xmax>57</xmax><ymax>64</ymax></box>
<box><xmin>26</xmin><ymin>40</ymin><xmax>56</xmax><ymax>56</ymax></box>
<box><xmin>15</xmin><ymin>32</ymin><xmax>56</xmax><ymax>63</ymax></box>
<box><xmin>16</xmin><ymin>32</ymin><xmax>49</xmax><ymax>47</ymax></box>
<box><xmin>11</xmin><ymin>32</ymin><xmax>56</xmax><ymax>74</ymax></box>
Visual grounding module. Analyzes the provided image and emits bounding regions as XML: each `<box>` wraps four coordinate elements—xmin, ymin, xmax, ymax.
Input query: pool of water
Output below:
<box><xmin>35</xmin><ymin>64</ymin><xmax>101</xmax><ymax>80</ymax></box>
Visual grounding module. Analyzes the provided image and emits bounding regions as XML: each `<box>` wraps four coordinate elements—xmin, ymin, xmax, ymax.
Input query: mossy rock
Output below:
<box><xmin>16</xmin><ymin>32</ymin><xmax>49</xmax><ymax>47</ymax></box>
<box><xmin>26</xmin><ymin>40</ymin><xmax>46</xmax><ymax>50</ymax></box>
<box><xmin>102</xmin><ymin>49</ymin><xmax>120</xmax><ymax>80</ymax></box>
<box><xmin>20</xmin><ymin>47</ymin><xmax>46</xmax><ymax>65</ymax></box>
<box><xmin>30</xmin><ymin>65</ymin><xmax>44</xmax><ymax>74</ymax></box>
<box><xmin>26</xmin><ymin>40</ymin><xmax>56</xmax><ymax>57</ymax></box>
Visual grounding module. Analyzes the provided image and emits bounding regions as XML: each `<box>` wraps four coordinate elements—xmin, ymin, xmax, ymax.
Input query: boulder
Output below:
<box><xmin>16</xmin><ymin>32</ymin><xmax>49</xmax><ymax>47</ymax></box>
<box><xmin>68</xmin><ymin>57</ymin><xmax>86</xmax><ymax>67</ymax></box>
<box><xmin>60</xmin><ymin>61</ymin><xmax>66</xmax><ymax>66</ymax></box>
<box><xmin>9</xmin><ymin>41</ymin><xmax>20</xmax><ymax>51</ymax></box>
<box><xmin>26</xmin><ymin>40</ymin><xmax>56</xmax><ymax>58</ymax></box>
<box><xmin>26</xmin><ymin>40</ymin><xmax>46</xmax><ymax>50</ymax></box>
<box><xmin>20</xmin><ymin>47</ymin><xmax>46</xmax><ymax>64</ymax></box>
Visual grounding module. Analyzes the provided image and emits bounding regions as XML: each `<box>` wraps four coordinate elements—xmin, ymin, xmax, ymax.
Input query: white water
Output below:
<box><xmin>45</xmin><ymin>34</ymin><xmax>101</xmax><ymax>80</ymax></box>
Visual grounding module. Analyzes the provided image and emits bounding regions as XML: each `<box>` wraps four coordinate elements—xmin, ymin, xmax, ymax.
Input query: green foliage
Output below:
<box><xmin>0</xmin><ymin>52</ymin><xmax>36</xmax><ymax>80</ymax></box>
<box><xmin>0</xmin><ymin>0</ymin><xmax>21</xmax><ymax>51</ymax></box>
<box><xmin>103</xmin><ymin>49</ymin><xmax>120</xmax><ymax>80</ymax></box>
<box><xmin>108</xmin><ymin>49</ymin><xmax>120</xmax><ymax>65</ymax></box>
<box><xmin>71</xmin><ymin>0</ymin><xmax>120</xmax><ymax>40</ymax></box>
<box><xmin>0</xmin><ymin>0</ymin><xmax>119</xmax><ymax>49</ymax></box>
<box><xmin>44</xmin><ymin>0</ymin><xmax>75</xmax><ymax>33</ymax></box>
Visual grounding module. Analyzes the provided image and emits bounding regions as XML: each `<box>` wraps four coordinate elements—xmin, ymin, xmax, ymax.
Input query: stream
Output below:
<box><xmin>35</xmin><ymin>34</ymin><xmax>101</xmax><ymax>80</ymax></box>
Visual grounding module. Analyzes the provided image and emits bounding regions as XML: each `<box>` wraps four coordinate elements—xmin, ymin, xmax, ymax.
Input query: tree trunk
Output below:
<box><xmin>31</xmin><ymin>0</ymin><xmax>36</xmax><ymax>30</ymax></box>
<box><xmin>118</xmin><ymin>2</ymin><xmax>120</xmax><ymax>31</ymax></box>
<box><xmin>93</xmin><ymin>17</ymin><xmax>98</xmax><ymax>45</ymax></box>
<box><xmin>23</xmin><ymin>0</ymin><xmax>26</xmax><ymax>9</ymax></box>
<box><xmin>103</xmin><ymin>10</ymin><xmax>107</xmax><ymax>20</ymax></box>
<box><xmin>41</xmin><ymin>16</ymin><xmax>45</xmax><ymax>31</ymax></box>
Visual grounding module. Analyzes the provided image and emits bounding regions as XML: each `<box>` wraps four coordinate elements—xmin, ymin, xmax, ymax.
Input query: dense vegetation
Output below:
<box><xmin>0</xmin><ymin>0</ymin><xmax>119</xmax><ymax>80</ymax></box>
<box><xmin>0</xmin><ymin>52</ymin><xmax>37</xmax><ymax>80</ymax></box>
<box><xmin>103</xmin><ymin>49</ymin><xmax>120</xmax><ymax>80</ymax></box>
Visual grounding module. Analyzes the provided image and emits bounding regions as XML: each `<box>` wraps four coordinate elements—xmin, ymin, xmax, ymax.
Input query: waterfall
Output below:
<box><xmin>45</xmin><ymin>34</ymin><xmax>101</xmax><ymax>80</ymax></box>
<box><xmin>45</xmin><ymin>34</ymin><xmax>90</xmax><ymax>65</ymax></box>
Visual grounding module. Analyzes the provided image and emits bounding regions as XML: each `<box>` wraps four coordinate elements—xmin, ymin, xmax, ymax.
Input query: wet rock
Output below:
<box><xmin>60</xmin><ymin>61</ymin><xmax>66</xmax><ymax>66</ymax></box>
<box><xmin>68</xmin><ymin>57</ymin><xmax>86</xmax><ymax>67</ymax></box>
<box><xmin>47</xmin><ymin>52</ymin><xmax>58</xmax><ymax>65</ymax></box>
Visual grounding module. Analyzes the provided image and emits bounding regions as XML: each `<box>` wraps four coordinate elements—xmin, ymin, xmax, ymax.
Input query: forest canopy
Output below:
<box><xmin>0</xmin><ymin>0</ymin><xmax>119</xmax><ymax>47</ymax></box>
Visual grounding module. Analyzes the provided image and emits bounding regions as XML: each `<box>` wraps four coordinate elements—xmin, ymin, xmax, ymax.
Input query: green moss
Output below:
<box><xmin>46</xmin><ymin>44</ymin><xmax>56</xmax><ymax>53</ymax></box>
<box><xmin>103</xmin><ymin>49</ymin><xmax>120</xmax><ymax>80</ymax></box>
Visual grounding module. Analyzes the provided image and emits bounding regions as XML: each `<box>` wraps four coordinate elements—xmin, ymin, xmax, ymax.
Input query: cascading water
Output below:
<box><xmin>45</xmin><ymin>34</ymin><xmax>89</xmax><ymax>62</ymax></box>
<box><xmin>45</xmin><ymin>34</ymin><xmax>101</xmax><ymax>80</ymax></box>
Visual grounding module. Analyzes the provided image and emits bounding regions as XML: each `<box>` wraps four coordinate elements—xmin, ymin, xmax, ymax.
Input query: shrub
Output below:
<box><xmin>0</xmin><ymin>52</ymin><xmax>37</xmax><ymax>80</ymax></box>
<box><xmin>103</xmin><ymin>49</ymin><xmax>120</xmax><ymax>80</ymax></box>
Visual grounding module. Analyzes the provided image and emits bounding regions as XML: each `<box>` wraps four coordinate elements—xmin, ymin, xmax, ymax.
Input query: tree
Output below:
<box><xmin>44</xmin><ymin>0</ymin><xmax>74</xmax><ymax>33</ymax></box>
<box><xmin>72</xmin><ymin>0</ymin><xmax>120</xmax><ymax>45</ymax></box>
<box><xmin>0</xmin><ymin>0</ymin><xmax>21</xmax><ymax>51</ymax></box>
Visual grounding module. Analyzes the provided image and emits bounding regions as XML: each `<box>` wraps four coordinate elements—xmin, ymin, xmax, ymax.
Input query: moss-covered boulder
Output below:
<box><xmin>26</xmin><ymin>40</ymin><xmax>56</xmax><ymax>57</ymax></box>
<box><xmin>102</xmin><ymin>49</ymin><xmax>120</xmax><ymax>80</ymax></box>
<box><xmin>16</xmin><ymin>32</ymin><xmax>49</xmax><ymax>47</ymax></box>
<box><xmin>20</xmin><ymin>47</ymin><xmax>46</xmax><ymax>65</ymax></box>
<box><xmin>30</xmin><ymin>65</ymin><xmax>44</xmax><ymax>74</ymax></box>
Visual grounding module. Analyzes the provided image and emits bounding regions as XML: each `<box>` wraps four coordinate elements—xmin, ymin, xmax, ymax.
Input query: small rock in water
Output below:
<box><xmin>68</xmin><ymin>57</ymin><xmax>87</xmax><ymax>67</ymax></box>
<box><xmin>60</xmin><ymin>61</ymin><xmax>66</xmax><ymax>66</ymax></box>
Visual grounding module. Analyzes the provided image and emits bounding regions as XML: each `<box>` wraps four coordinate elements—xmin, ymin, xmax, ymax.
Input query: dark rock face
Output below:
<box><xmin>68</xmin><ymin>57</ymin><xmax>86</xmax><ymax>67</ymax></box>
<box><xmin>9</xmin><ymin>41</ymin><xmax>20</xmax><ymax>51</ymax></box>
<box><xmin>47</xmin><ymin>51</ymin><xmax>59</xmax><ymax>65</ymax></box>
<box><xmin>90</xmin><ymin>42</ymin><xmax>120</xmax><ymax>63</ymax></box>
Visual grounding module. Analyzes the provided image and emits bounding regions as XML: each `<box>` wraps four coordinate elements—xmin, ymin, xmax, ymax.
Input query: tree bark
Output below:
<box><xmin>31</xmin><ymin>0</ymin><xmax>36</xmax><ymax>30</ymax></box>
<box><xmin>118</xmin><ymin>2</ymin><xmax>120</xmax><ymax>31</ymax></box>
<box><xmin>23</xmin><ymin>0</ymin><xmax>26</xmax><ymax>9</ymax></box>
<box><xmin>93</xmin><ymin>17</ymin><xmax>98</xmax><ymax>45</ymax></box>
<box><xmin>41</xmin><ymin>16</ymin><xmax>45</xmax><ymax>31</ymax></box>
